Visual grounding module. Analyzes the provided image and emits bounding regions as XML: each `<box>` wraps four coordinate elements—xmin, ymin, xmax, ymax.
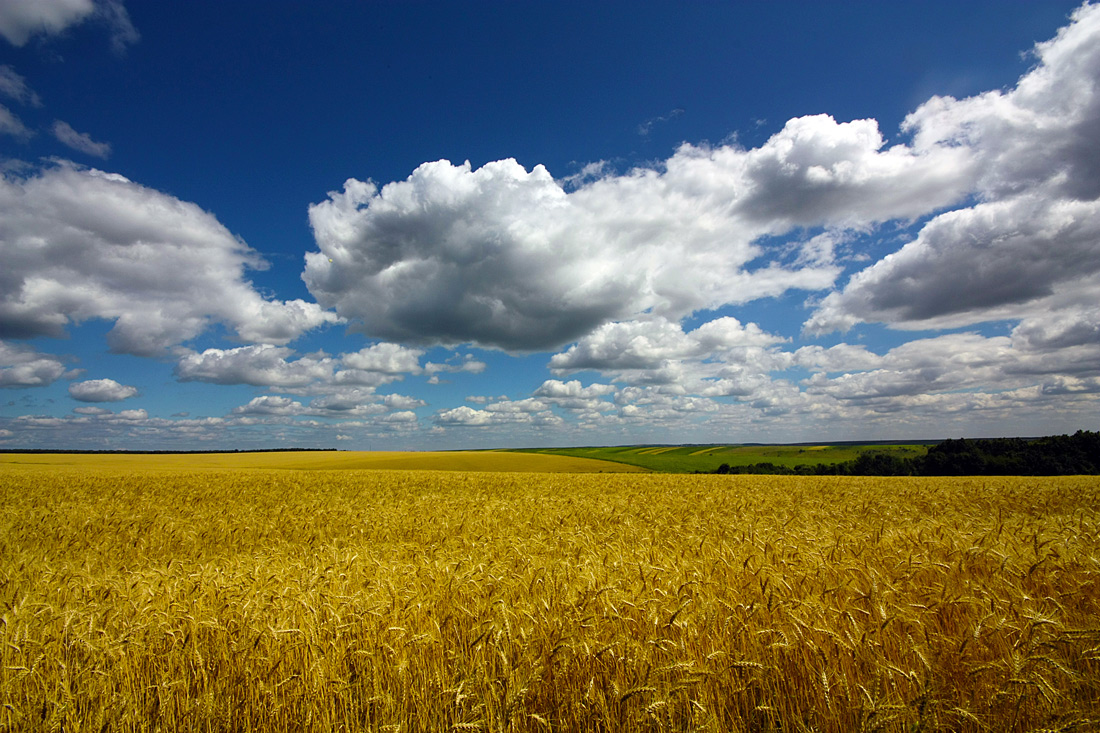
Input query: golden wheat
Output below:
<box><xmin>1</xmin><ymin>463</ymin><xmax>1097</xmax><ymax>731</ymax></box>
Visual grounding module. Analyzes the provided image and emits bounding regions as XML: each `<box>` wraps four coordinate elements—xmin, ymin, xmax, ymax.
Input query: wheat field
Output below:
<box><xmin>1</xmin><ymin>462</ymin><xmax>1098</xmax><ymax>731</ymax></box>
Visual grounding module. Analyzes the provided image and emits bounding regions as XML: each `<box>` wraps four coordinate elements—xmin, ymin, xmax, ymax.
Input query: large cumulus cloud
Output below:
<box><xmin>303</xmin><ymin>108</ymin><xmax>970</xmax><ymax>351</ymax></box>
<box><xmin>0</xmin><ymin>164</ymin><xmax>340</xmax><ymax>355</ymax></box>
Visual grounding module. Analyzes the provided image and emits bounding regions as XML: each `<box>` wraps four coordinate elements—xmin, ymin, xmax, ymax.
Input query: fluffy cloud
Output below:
<box><xmin>0</xmin><ymin>0</ymin><xmax>136</xmax><ymax>51</ymax></box>
<box><xmin>302</xmin><ymin>5</ymin><xmax>1098</xmax><ymax>359</ymax></box>
<box><xmin>341</xmin><ymin>342</ymin><xmax>423</xmax><ymax>374</ymax></box>
<box><xmin>52</xmin><ymin>120</ymin><xmax>111</xmax><ymax>159</ymax></box>
<box><xmin>176</xmin><ymin>345</ymin><xmax>335</xmax><ymax>388</ymax></box>
<box><xmin>730</xmin><ymin>114</ymin><xmax>972</xmax><ymax>228</ymax></box>
<box><xmin>68</xmin><ymin>377</ymin><xmax>137</xmax><ymax>402</ymax></box>
<box><xmin>231</xmin><ymin>396</ymin><xmax>306</xmax><ymax>416</ymax></box>
<box><xmin>229</xmin><ymin>391</ymin><xmax>423</xmax><ymax>420</ymax></box>
<box><xmin>550</xmin><ymin>316</ymin><xmax>784</xmax><ymax>374</ymax></box>
<box><xmin>1011</xmin><ymin>305</ymin><xmax>1100</xmax><ymax>350</ymax></box>
<box><xmin>175</xmin><ymin>342</ymin><xmax>444</xmax><ymax>392</ymax></box>
<box><xmin>796</xmin><ymin>328</ymin><xmax>1100</xmax><ymax>420</ymax></box>
<box><xmin>807</xmin><ymin>3</ymin><xmax>1100</xmax><ymax>336</ymax></box>
<box><xmin>0</xmin><ymin>340</ymin><xmax>76</xmax><ymax>387</ymax></box>
<box><xmin>532</xmin><ymin>379</ymin><xmax>616</xmax><ymax>412</ymax></box>
<box><xmin>303</xmin><ymin>105</ymin><xmax>974</xmax><ymax>352</ymax></box>
<box><xmin>0</xmin><ymin>164</ymin><xmax>340</xmax><ymax>355</ymax></box>
<box><xmin>807</xmin><ymin>196</ymin><xmax>1100</xmax><ymax>333</ymax></box>
<box><xmin>433</xmin><ymin>402</ymin><xmax>563</xmax><ymax>429</ymax></box>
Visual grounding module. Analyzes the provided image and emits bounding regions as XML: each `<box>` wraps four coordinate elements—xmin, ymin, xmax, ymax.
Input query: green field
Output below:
<box><xmin>509</xmin><ymin>442</ymin><xmax>932</xmax><ymax>473</ymax></box>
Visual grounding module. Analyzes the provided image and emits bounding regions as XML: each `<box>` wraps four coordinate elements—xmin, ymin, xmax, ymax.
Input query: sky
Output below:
<box><xmin>1</xmin><ymin>0</ymin><xmax>1099</xmax><ymax>451</ymax></box>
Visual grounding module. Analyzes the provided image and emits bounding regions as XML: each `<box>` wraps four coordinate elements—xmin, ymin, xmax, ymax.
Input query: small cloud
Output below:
<box><xmin>637</xmin><ymin>108</ymin><xmax>684</xmax><ymax>138</ymax></box>
<box><xmin>0</xmin><ymin>104</ymin><xmax>32</xmax><ymax>141</ymax></box>
<box><xmin>0</xmin><ymin>65</ymin><xmax>42</xmax><ymax>107</ymax></box>
<box><xmin>0</xmin><ymin>0</ymin><xmax>138</xmax><ymax>52</ymax></box>
<box><xmin>560</xmin><ymin>160</ymin><xmax>609</xmax><ymax>190</ymax></box>
<box><xmin>68</xmin><ymin>378</ymin><xmax>138</xmax><ymax>402</ymax></box>
<box><xmin>97</xmin><ymin>0</ymin><xmax>139</xmax><ymax>55</ymax></box>
<box><xmin>0</xmin><ymin>0</ymin><xmax>96</xmax><ymax>47</ymax></box>
<box><xmin>73</xmin><ymin>405</ymin><xmax>112</xmax><ymax>415</ymax></box>
<box><xmin>52</xmin><ymin>120</ymin><xmax>111</xmax><ymax>158</ymax></box>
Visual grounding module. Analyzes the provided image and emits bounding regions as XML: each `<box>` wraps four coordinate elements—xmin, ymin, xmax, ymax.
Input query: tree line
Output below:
<box><xmin>708</xmin><ymin>430</ymin><xmax>1100</xmax><ymax>476</ymax></box>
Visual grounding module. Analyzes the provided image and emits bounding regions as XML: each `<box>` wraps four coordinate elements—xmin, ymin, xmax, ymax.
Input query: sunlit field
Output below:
<box><xmin>1</xmin><ymin>459</ymin><xmax>1098</xmax><ymax>731</ymax></box>
<box><xmin>0</xmin><ymin>450</ymin><xmax>646</xmax><ymax>473</ymax></box>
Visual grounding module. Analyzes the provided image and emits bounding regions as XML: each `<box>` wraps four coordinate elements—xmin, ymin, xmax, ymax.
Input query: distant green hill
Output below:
<box><xmin>510</xmin><ymin>432</ymin><xmax>1100</xmax><ymax>476</ymax></box>
<box><xmin>508</xmin><ymin>442</ymin><xmax>932</xmax><ymax>473</ymax></box>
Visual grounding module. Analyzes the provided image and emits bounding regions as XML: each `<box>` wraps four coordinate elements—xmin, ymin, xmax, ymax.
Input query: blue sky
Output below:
<box><xmin>2</xmin><ymin>1</ymin><xmax>1099</xmax><ymax>450</ymax></box>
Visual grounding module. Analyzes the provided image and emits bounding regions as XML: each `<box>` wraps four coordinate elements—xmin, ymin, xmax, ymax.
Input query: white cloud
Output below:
<box><xmin>0</xmin><ymin>0</ymin><xmax>95</xmax><ymax>47</ymax></box>
<box><xmin>730</xmin><ymin>114</ymin><xmax>973</xmax><ymax>228</ymax></box>
<box><xmin>175</xmin><ymin>342</ymin><xmax>445</xmax><ymax>395</ymax></box>
<box><xmin>0</xmin><ymin>66</ymin><xmax>41</xmax><ymax>107</ymax></box>
<box><xmin>305</xmin><ymin>110</ymin><xmax>971</xmax><ymax>353</ymax></box>
<box><xmin>798</xmin><ymin>330</ymin><xmax>1100</xmax><ymax>414</ymax></box>
<box><xmin>5</xmin><ymin>4</ymin><xmax>1100</xmax><ymax>449</ymax></box>
<box><xmin>52</xmin><ymin>120</ymin><xmax>111</xmax><ymax>159</ymax></box>
<box><xmin>432</xmin><ymin>406</ymin><xmax>495</xmax><ymax>427</ymax></box>
<box><xmin>806</xmin><ymin>195</ymin><xmax>1100</xmax><ymax>334</ymax></box>
<box><xmin>340</xmin><ymin>343</ymin><xmax>424</xmax><ymax>375</ymax></box>
<box><xmin>231</xmin><ymin>395</ymin><xmax>304</xmax><ymax>416</ymax></box>
<box><xmin>807</xmin><ymin>3</ymin><xmax>1100</xmax><ymax>337</ymax></box>
<box><xmin>532</xmin><ymin>379</ymin><xmax>616</xmax><ymax>412</ymax></box>
<box><xmin>424</xmin><ymin>354</ymin><xmax>488</xmax><ymax>376</ymax></box>
<box><xmin>73</xmin><ymin>405</ymin><xmax>111</xmax><ymax>415</ymax></box>
<box><xmin>0</xmin><ymin>104</ymin><xmax>32</xmax><ymax>140</ymax></box>
<box><xmin>483</xmin><ymin>397</ymin><xmax>549</xmax><ymax>414</ymax></box>
<box><xmin>550</xmin><ymin>316</ymin><xmax>785</xmax><ymax>374</ymax></box>
<box><xmin>1011</xmin><ymin>305</ymin><xmax>1100</xmax><ymax>350</ymax></box>
<box><xmin>433</xmin><ymin>399</ymin><xmax>562</xmax><ymax>429</ymax></box>
<box><xmin>112</xmin><ymin>408</ymin><xmax>146</xmax><ymax>420</ymax></box>
<box><xmin>302</xmin><ymin>95</ymin><xmax>979</xmax><ymax>353</ymax></box>
<box><xmin>176</xmin><ymin>345</ymin><xmax>335</xmax><ymax>388</ymax></box>
<box><xmin>904</xmin><ymin>4</ymin><xmax>1100</xmax><ymax>202</ymax></box>
<box><xmin>382</xmin><ymin>410</ymin><xmax>418</xmax><ymax>424</ymax></box>
<box><xmin>382</xmin><ymin>393</ymin><xmax>427</xmax><ymax>410</ymax></box>
<box><xmin>0</xmin><ymin>163</ymin><xmax>340</xmax><ymax>354</ymax></box>
<box><xmin>792</xmin><ymin>343</ymin><xmax>882</xmax><ymax>373</ymax></box>
<box><xmin>68</xmin><ymin>377</ymin><xmax>137</xmax><ymax>402</ymax></box>
<box><xmin>97</xmin><ymin>0</ymin><xmax>138</xmax><ymax>54</ymax></box>
<box><xmin>0</xmin><ymin>0</ymin><xmax>137</xmax><ymax>51</ymax></box>
<box><xmin>0</xmin><ymin>340</ymin><xmax>76</xmax><ymax>387</ymax></box>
